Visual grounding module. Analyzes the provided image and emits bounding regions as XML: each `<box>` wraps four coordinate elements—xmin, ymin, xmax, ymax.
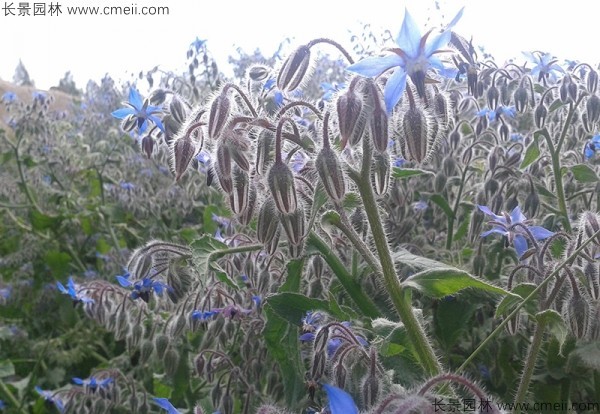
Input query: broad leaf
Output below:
<box><xmin>536</xmin><ymin>309</ymin><xmax>568</xmax><ymax>355</ymax></box>
<box><xmin>392</xmin><ymin>167</ymin><xmax>433</xmax><ymax>179</ymax></box>
<box><xmin>404</xmin><ymin>268</ymin><xmax>510</xmax><ymax>298</ymax></box>
<box><xmin>520</xmin><ymin>136</ymin><xmax>540</xmax><ymax>169</ymax></box>
<box><xmin>266</xmin><ymin>292</ymin><xmax>352</xmax><ymax>325</ymax></box>
<box><xmin>571</xmin><ymin>164</ymin><xmax>599</xmax><ymax>183</ymax></box>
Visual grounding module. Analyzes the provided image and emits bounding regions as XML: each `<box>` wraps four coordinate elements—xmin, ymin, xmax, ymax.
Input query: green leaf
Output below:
<box><xmin>430</xmin><ymin>194</ymin><xmax>455</xmax><ymax>219</ymax></box>
<box><xmin>44</xmin><ymin>251</ymin><xmax>72</xmax><ymax>276</ymax></box>
<box><xmin>434</xmin><ymin>297</ymin><xmax>477</xmax><ymax>350</ymax></box>
<box><xmin>520</xmin><ymin>136</ymin><xmax>540</xmax><ymax>169</ymax></box>
<box><xmin>494</xmin><ymin>283</ymin><xmax>537</xmax><ymax>318</ymax></box>
<box><xmin>571</xmin><ymin>164</ymin><xmax>599</xmax><ymax>183</ymax></box>
<box><xmin>392</xmin><ymin>168</ymin><xmax>433</xmax><ymax>179</ymax></box>
<box><xmin>190</xmin><ymin>235</ymin><xmax>230</xmax><ymax>280</ymax></box>
<box><xmin>266</xmin><ymin>292</ymin><xmax>351</xmax><ymax>325</ymax></box>
<box><xmin>29</xmin><ymin>210</ymin><xmax>62</xmax><ymax>231</ymax></box>
<box><xmin>548</xmin><ymin>99</ymin><xmax>566</xmax><ymax>112</ymax></box>
<box><xmin>0</xmin><ymin>360</ymin><xmax>15</xmax><ymax>378</ymax></box>
<box><xmin>392</xmin><ymin>249</ymin><xmax>450</xmax><ymax>271</ymax></box>
<box><xmin>536</xmin><ymin>309</ymin><xmax>568</xmax><ymax>355</ymax></box>
<box><xmin>404</xmin><ymin>268</ymin><xmax>510</xmax><ymax>298</ymax></box>
<box><xmin>535</xmin><ymin>183</ymin><xmax>557</xmax><ymax>199</ymax></box>
<box><xmin>568</xmin><ymin>341</ymin><xmax>600</xmax><ymax>371</ymax></box>
<box><xmin>282</xmin><ymin>259</ymin><xmax>304</xmax><ymax>292</ymax></box>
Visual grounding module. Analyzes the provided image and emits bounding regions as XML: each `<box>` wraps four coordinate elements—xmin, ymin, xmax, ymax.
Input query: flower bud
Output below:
<box><xmin>149</xmin><ymin>89</ymin><xmax>168</xmax><ymax>106</ymax></box>
<box><xmin>164</xmin><ymin>348</ymin><xmax>180</xmax><ymax>377</ymax></box>
<box><xmin>140</xmin><ymin>339</ymin><xmax>154</xmax><ymax>363</ymax></box>
<box><xmin>316</xmin><ymin>145</ymin><xmax>346</xmax><ymax>203</ymax></box>
<box><xmin>473</xmin><ymin>254</ymin><xmax>485</xmax><ymax>277</ymax></box>
<box><xmin>450</xmin><ymin>128</ymin><xmax>461</xmax><ymax>149</ymax></box>
<box><xmin>228</xmin><ymin>166</ymin><xmax>250</xmax><ymax>215</ymax></box>
<box><xmin>155</xmin><ymin>334</ymin><xmax>170</xmax><ymax>359</ymax></box>
<box><xmin>257</xmin><ymin>199</ymin><xmax>280</xmax><ymax>245</ymax></box>
<box><xmin>351</xmin><ymin>207</ymin><xmax>366</xmax><ymax>236</ymax></box>
<box><xmin>584</xmin><ymin>261</ymin><xmax>600</xmax><ymax>300</ymax></box>
<box><xmin>475</xmin><ymin>115</ymin><xmax>488</xmax><ymax>136</ymax></box>
<box><xmin>586</xmin><ymin>95</ymin><xmax>600</xmax><ymax>124</ymax></box>
<box><xmin>208</xmin><ymin>93</ymin><xmax>231</xmax><ymax>139</ymax></box>
<box><xmin>362</xmin><ymin>375</ymin><xmax>380</xmax><ymax>408</ymax></box>
<box><xmin>238</xmin><ymin>184</ymin><xmax>257</xmax><ymax>226</ymax></box>
<box><xmin>433</xmin><ymin>89</ymin><xmax>451</xmax><ymax>125</ymax></box>
<box><xmin>248</xmin><ymin>64</ymin><xmax>270</xmax><ymax>81</ymax></box>
<box><xmin>277</xmin><ymin>45</ymin><xmax>311</xmax><ymax>92</ymax></box>
<box><xmin>268</xmin><ymin>162</ymin><xmax>297</xmax><ymax>214</ymax></box>
<box><xmin>280</xmin><ymin>206</ymin><xmax>305</xmax><ymax>246</ymax></box>
<box><xmin>401</xmin><ymin>107</ymin><xmax>431</xmax><ymax>163</ymax></box>
<box><xmin>169</xmin><ymin>95</ymin><xmax>187</xmax><ymax>124</ymax></box>
<box><xmin>506</xmin><ymin>312</ymin><xmax>521</xmax><ymax>336</ymax></box>
<box><xmin>215</xmin><ymin>145</ymin><xmax>233</xmax><ymax>193</ymax></box>
<box><xmin>514</xmin><ymin>87</ymin><xmax>529</xmax><ymax>113</ymax></box>
<box><xmin>265</xmin><ymin>228</ymin><xmax>281</xmax><ymax>256</ymax></box>
<box><xmin>369</xmin><ymin>89</ymin><xmax>389</xmax><ymax>153</ymax></box>
<box><xmin>587</xmin><ymin>69</ymin><xmax>598</xmax><ymax>93</ymax></box>
<box><xmin>434</xmin><ymin>172</ymin><xmax>447</xmax><ymax>193</ymax></box>
<box><xmin>559</xmin><ymin>76</ymin><xmax>570</xmax><ymax>103</ymax></box>
<box><xmin>221</xmin><ymin>394</ymin><xmax>234</xmax><ymax>414</ymax></box>
<box><xmin>255</xmin><ymin>131</ymin><xmax>274</xmax><ymax>176</ymax></box>
<box><xmin>337</xmin><ymin>89</ymin><xmax>366</xmax><ymax>148</ymax></box>
<box><xmin>442</xmin><ymin>156</ymin><xmax>457</xmax><ymax>177</ymax></box>
<box><xmin>312</xmin><ymin>256</ymin><xmax>324</xmax><ymax>281</ymax></box>
<box><xmin>564</xmin><ymin>294</ymin><xmax>590</xmax><ymax>340</ymax></box>
<box><xmin>581</xmin><ymin>211</ymin><xmax>600</xmax><ymax>246</ymax></box>
<box><xmin>141</xmin><ymin>135</ymin><xmax>154</xmax><ymax>158</ymax></box>
<box><xmin>372</xmin><ymin>152</ymin><xmax>390</xmax><ymax>196</ymax></box>
<box><xmin>487</xmin><ymin>85</ymin><xmax>500</xmax><ymax>109</ymax></box>
<box><xmin>524</xmin><ymin>191</ymin><xmax>540</xmax><ymax>217</ymax></box>
<box><xmin>171</xmin><ymin>135</ymin><xmax>197</xmax><ymax>181</ymax></box>
<box><xmin>194</xmin><ymin>354</ymin><xmax>206</xmax><ymax>376</ymax></box>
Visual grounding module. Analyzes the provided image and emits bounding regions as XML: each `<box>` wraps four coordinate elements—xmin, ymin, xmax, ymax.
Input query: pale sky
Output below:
<box><xmin>0</xmin><ymin>0</ymin><xmax>597</xmax><ymax>90</ymax></box>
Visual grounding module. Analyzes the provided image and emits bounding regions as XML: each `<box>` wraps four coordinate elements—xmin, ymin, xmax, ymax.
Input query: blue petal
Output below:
<box><xmin>346</xmin><ymin>54</ymin><xmax>403</xmax><ymax>78</ymax></box>
<box><xmin>323</xmin><ymin>383</ymin><xmax>359</xmax><ymax>414</ymax></box>
<box><xmin>477</xmin><ymin>205</ymin><xmax>503</xmax><ymax>221</ymax></box>
<box><xmin>299</xmin><ymin>332</ymin><xmax>315</xmax><ymax>342</ymax></box>
<box><xmin>72</xmin><ymin>377</ymin><xmax>84</xmax><ymax>385</ymax></box>
<box><xmin>116</xmin><ymin>275</ymin><xmax>132</xmax><ymax>287</ymax></box>
<box><xmin>153</xmin><ymin>282</ymin><xmax>164</xmax><ymax>296</ymax></box>
<box><xmin>148</xmin><ymin>115</ymin><xmax>165</xmax><ymax>133</ymax></box>
<box><xmin>529</xmin><ymin>226</ymin><xmax>554</xmax><ymax>240</ymax></box>
<box><xmin>153</xmin><ymin>397</ymin><xmax>181</xmax><ymax>414</ymax></box>
<box><xmin>425</xmin><ymin>30</ymin><xmax>452</xmax><ymax>57</ymax></box>
<box><xmin>481</xmin><ymin>228</ymin><xmax>507</xmax><ymax>238</ymax></box>
<box><xmin>56</xmin><ymin>282</ymin><xmax>68</xmax><ymax>294</ymax></box>
<box><xmin>510</xmin><ymin>206</ymin><xmax>526</xmax><ymax>224</ymax></box>
<box><xmin>514</xmin><ymin>234</ymin><xmax>528</xmax><ymax>258</ymax></box>
<box><xmin>111</xmin><ymin>107</ymin><xmax>135</xmax><ymax>119</ymax></box>
<box><xmin>128</xmin><ymin>88</ymin><xmax>143</xmax><ymax>111</ymax></box>
<box><xmin>384</xmin><ymin>69</ymin><xmax>407</xmax><ymax>113</ymax></box>
<box><xmin>446</xmin><ymin>7</ymin><xmax>465</xmax><ymax>30</ymax></box>
<box><xmin>396</xmin><ymin>8</ymin><xmax>422</xmax><ymax>57</ymax></box>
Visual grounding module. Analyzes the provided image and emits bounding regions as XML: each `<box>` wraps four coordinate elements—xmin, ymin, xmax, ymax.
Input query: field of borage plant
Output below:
<box><xmin>2</xmin><ymin>7</ymin><xmax>600</xmax><ymax>414</ymax></box>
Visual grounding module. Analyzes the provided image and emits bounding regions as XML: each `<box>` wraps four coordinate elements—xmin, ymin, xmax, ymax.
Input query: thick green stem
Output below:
<box><xmin>513</xmin><ymin>320</ymin><xmax>547</xmax><ymax>409</ymax></box>
<box><xmin>307</xmin><ymin>232</ymin><xmax>381</xmax><ymax>318</ymax></box>
<box><xmin>356</xmin><ymin>178</ymin><xmax>441</xmax><ymax>375</ymax></box>
<box><xmin>446</xmin><ymin>165</ymin><xmax>469</xmax><ymax>250</ymax></box>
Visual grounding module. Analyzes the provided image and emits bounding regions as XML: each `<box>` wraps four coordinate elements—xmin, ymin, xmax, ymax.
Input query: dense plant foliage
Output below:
<box><xmin>2</xmin><ymin>8</ymin><xmax>600</xmax><ymax>414</ymax></box>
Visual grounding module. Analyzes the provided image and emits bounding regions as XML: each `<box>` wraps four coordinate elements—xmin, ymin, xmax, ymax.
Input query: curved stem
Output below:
<box><xmin>306</xmin><ymin>38</ymin><xmax>355</xmax><ymax>64</ymax></box>
<box><xmin>513</xmin><ymin>320</ymin><xmax>547</xmax><ymax>409</ymax></box>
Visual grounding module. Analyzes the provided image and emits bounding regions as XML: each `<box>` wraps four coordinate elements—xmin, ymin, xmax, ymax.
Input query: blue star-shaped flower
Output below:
<box><xmin>56</xmin><ymin>277</ymin><xmax>94</xmax><ymax>305</ymax></box>
<box><xmin>190</xmin><ymin>37</ymin><xmax>207</xmax><ymax>52</ymax></box>
<box><xmin>191</xmin><ymin>309</ymin><xmax>220</xmax><ymax>321</ymax></box>
<box><xmin>323</xmin><ymin>383</ymin><xmax>359</xmax><ymax>414</ymax></box>
<box><xmin>1</xmin><ymin>92</ymin><xmax>16</xmax><ymax>104</ymax></box>
<box><xmin>523</xmin><ymin>51</ymin><xmax>565</xmax><ymax>83</ymax></box>
<box><xmin>112</xmin><ymin>88</ymin><xmax>164</xmax><ymax>134</ymax></box>
<box><xmin>153</xmin><ymin>397</ymin><xmax>181</xmax><ymax>414</ymax></box>
<box><xmin>584</xmin><ymin>134</ymin><xmax>600</xmax><ymax>160</ymax></box>
<box><xmin>35</xmin><ymin>387</ymin><xmax>65</xmax><ymax>412</ymax></box>
<box><xmin>478</xmin><ymin>205</ymin><xmax>554</xmax><ymax>258</ymax></box>
<box><xmin>72</xmin><ymin>376</ymin><xmax>113</xmax><ymax>392</ymax></box>
<box><xmin>347</xmin><ymin>7</ymin><xmax>464</xmax><ymax>113</ymax></box>
<box><xmin>116</xmin><ymin>272</ymin><xmax>169</xmax><ymax>303</ymax></box>
<box><xmin>476</xmin><ymin>105</ymin><xmax>516</xmax><ymax>122</ymax></box>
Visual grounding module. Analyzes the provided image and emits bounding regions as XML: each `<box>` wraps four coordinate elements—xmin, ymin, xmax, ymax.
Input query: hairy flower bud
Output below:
<box><xmin>277</xmin><ymin>45</ymin><xmax>311</xmax><ymax>92</ymax></box>
<box><xmin>369</xmin><ymin>90</ymin><xmax>389</xmax><ymax>153</ymax></box>
<box><xmin>487</xmin><ymin>85</ymin><xmax>500</xmax><ymax>109</ymax></box>
<box><xmin>362</xmin><ymin>375</ymin><xmax>380</xmax><ymax>408</ymax></box>
<box><xmin>141</xmin><ymin>135</ymin><xmax>154</xmax><ymax>158</ymax></box>
<box><xmin>434</xmin><ymin>171</ymin><xmax>447</xmax><ymax>193</ymax></box>
<box><xmin>433</xmin><ymin>89</ymin><xmax>451</xmax><ymax>125</ymax></box>
<box><xmin>587</xmin><ymin>69</ymin><xmax>599</xmax><ymax>94</ymax></box>
<box><xmin>248</xmin><ymin>64</ymin><xmax>270</xmax><ymax>82</ymax></box>
<box><xmin>316</xmin><ymin>145</ymin><xmax>346</xmax><ymax>203</ymax></box>
<box><xmin>155</xmin><ymin>334</ymin><xmax>170</xmax><ymax>360</ymax></box>
<box><xmin>257</xmin><ymin>199</ymin><xmax>280</xmax><ymax>245</ymax></box>
<box><xmin>215</xmin><ymin>144</ymin><xmax>233</xmax><ymax>193</ymax></box>
<box><xmin>164</xmin><ymin>348</ymin><xmax>180</xmax><ymax>377</ymax></box>
<box><xmin>238</xmin><ymin>184</ymin><xmax>257</xmax><ymax>226</ymax></box>
<box><xmin>506</xmin><ymin>312</ymin><xmax>521</xmax><ymax>336</ymax></box>
<box><xmin>208</xmin><ymin>93</ymin><xmax>231</xmax><ymax>139</ymax></box>
<box><xmin>229</xmin><ymin>166</ymin><xmax>250</xmax><ymax>215</ymax></box>
<box><xmin>514</xmin><ymin>87</ymin><xmax>529</xmax><ymax>113</ymax></box>
<box><xmin>312</xmin><ymin>256</ymin><xmax>324</xmax><ymax>281</ymax></box>
<box><xmin>140</xmin><ymin>340</ymin><xmax>154</xmax><ymax>363</ymax></box>
<box><xmin>351</xmin><ymin>207</ymin><xmax>366</xmax><ymax>236</ymax></box>
<box><xmin>169</xmin><ymin>95</ymin><xmax>187</xmax><ymax>124</ymax></box>
<box><xmin>255</xmin><ymin>131</ymin><xmax>274</xmax><ymax>176</ymax></box>
<box><xmin>586</xmin><ymin>94</ymin><xmax>600</xmax><ymax>124</ymax></box>
<box><xmin>401</xmin><ymin>107</ymin><xmax>431</xmax><ymax>163</ymax></box>
<box><xmin>442</xmin><ymin>156</ymin><xmax>457</xmax><ymax>177</ymax></box>
<box><xmin>372</xmin><ymin>152</ymin><xmax>390</xmax><ymax>196</ymax></box>
<box><xmin>580</xmin><ymin>211</ymin><xmax>600</xmax><ymax>246</ymax></box>
<box><xmin>268</xmin><ymin>162</ymin><xmax>297</xmax><ymax>214</ymax></box>
<box><xmin>564</xmin><ymin>294</ymin><xmax>590</xmax><ymax>340</ymax></box>
<box><xmin>584</xmin><ymin>261</ymin><xmax>600</xmax><ymax>300</ymax></box>
<box><xmin>280</xmin><ymin>206</ymin><xmax>305</xmax><ymax>246</ymax></box>
<box><xmin>171</xmin><ymin>135</ymin><xmax>197</xmax><ymax>181</ymax></box>
<box><xmin>337</xmin><ymin>89</ymin><xmax>366</xmax><ymax>148</ymax></box>
<box><xmin>149</xmin><ymin>88</ymin><xmax>168</xmax><ymax>106</ymax></box>
<box><xmin>524</xmin><ymin>191</ymin><xmax>540</xmax><ymax>217</ymax></box>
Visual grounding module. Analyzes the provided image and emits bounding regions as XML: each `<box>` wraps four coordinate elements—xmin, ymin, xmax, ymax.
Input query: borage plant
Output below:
<box><xmin>40</xmin><ymin>7</ymin><xmax>600</xmax><ymax>414</ymax></box>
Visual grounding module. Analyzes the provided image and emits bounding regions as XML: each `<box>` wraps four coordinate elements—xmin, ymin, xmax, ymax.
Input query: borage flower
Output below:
<box><xmin>476</xmin><ymin>105</ymin><xmax>516</xmax><ymax>122</ymax></box>
<box><xmin>584</xmin><ymin>134</ymin><xmax>600</xmax><ymax>160</ymax></box>
<box><xmin>478</xmin><ymin>205</ymin><xmax>554</xmax><ymax>258</ymax></box>
<box><xmin>116</xmin><ymin>272</ymin><xmax>170</xmax><ymax>303</ymax></box>
<box><xmin>35</xmin><ymin>386</ymin><xmax>65</xmax><ymax>412</ymax></box>
<box><xmin>72</xmin><ymin>376</ymin><xmax>113</xmax><ymax>392</ymax></box>
<box><xmin>153</xmin><ymin>397</ymin><xmax>181</xmax><ymax>414</ymax></box>
<box><xmin>56</xmin><ymin>277</ymin><xmax>94</xmax><ymax>306</ymax></box>
<box><xmin>523</xmin><ymin>51</ymin><xmax>564</xmax><ymax>83</ymax></box>
<box><xmin>112</xmin><ymin>88</ymin><xmax>165</xmax><ymax>134</ymax></box>
<box><xmin>323</xmin><ymin>383</ymin><xmax>359</xmax><ymax>414</ymax></box>
<box><xmin>347</xmin><ymin>7</ymin><xmax>464</xmax><ymax>113</ymax></box>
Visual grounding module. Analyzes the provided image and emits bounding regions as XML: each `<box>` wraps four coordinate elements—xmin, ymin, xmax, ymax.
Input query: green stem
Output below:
<box><xmin>446</xmin><ymin>165</ymin><xmax>469</xmax><ymax>250</ymax></box>
<box><xmin>306</xmin><ymin>232</ymin><xmax>380</xmax><ymax>318</ymax></box>
<box><xmin>458</xmin><ymin>229</ymin><xmax>600</xmax><ymax>373</ymax></box>
<box><xmin>0</xmin><ymin>378</ymin><xmax>26</xmax><ymax>414</ymax></box>
<box><xmin>513</xmin><ymin>320</ymin><xmax>547</xmax><ymax>409</ymax></box>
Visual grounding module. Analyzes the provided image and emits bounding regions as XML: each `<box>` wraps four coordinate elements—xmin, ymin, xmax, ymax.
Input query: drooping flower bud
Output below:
<box><xmin>257</xmin><ymin>198</ymin><xmax>280</xmax><ymax>245</ymax></box>
<box><xmin>280</xmin><ymin>206</ymin><xmax>305</xmax><ymax>246</ymax></box>
<box><xmin>534</xmin><ymin>103</ymin><xmax>547</xmax><ymax>129</ymax></box>
<box><xmin>487</xmin><ymin>85</ymin><xmax>500</xmax><ymax>109</ymax></box>
<box><xmin>499</xmin><ymin>123</ymin><xmax>510</xmax><ymax>141</ymax></box>
<box><xmin>238</xmin><ymin>184</ymin><xmax>257</xmax><ymax>226</ymax></box>
<box><xmin>337</xmin><ymin>88</ymin><xmax>366</xmax><ymax>148</ymax></box>
<box><xmin>514</xmin><ymin>87</ymin><xmax>529</xmax><ymax>113</ymax></box>
<box><xmin>164</xmin><ymin>348</ymin><xmax>180</xmax><ymax>377</ymax></box>
<box><xmin>155</xmin><ymin>334</ymin><xmax>170</xmax><ymax>359</ymax></box>
<box><xmin>351</xmin><ymin>207</ymin><xmax>366</xmax><ymax>236</ymax></box>
<box><xmin>587</xmin><ymin>69</ymin><xmax>598</xmax><ymax>93</ymax></box>
<box><xmin>401</xmin><ymin>107</ymin><xmax>431</xmax><ymax>163</ymax></box>
<box><xmin>316</xmin><ymin>113</ymin><xmax>346</xmax><ymax>203</ymax></box>
<box><xmin>171</xmin><ymin>135</ymin><xmax>197</xmax><ymax>181</ymax></box>
<box><xmin>372</xmin><ymin>152</ymin><xmax>390</xmax><ymax>196</ymax></box>
<box><xmin>141</xmin><ymin>135</ymin><xmax>154</xmax><ymax>158</ymax></box>
<box><xmin>277</xmin><ymin>45</ymin><xmax>311</xmax><ymax>92</ymax></box>
<box><xmin>559</xmin><ymin>76</ymin><xmax>571</xmax><ymax>103</ymax></box>
<box><xmin>432</xmin><ymin>89</ymin><xmax>451</xmax><ymax>126</ymax></box>
<box><xmin>442</xmin><ymin>156</ymin><xmax>457</xmax><ymax>177</ymax></box>
<box><xmin>268</xmin><ymin>162</ymin><xmax>297</xmax><ymax>214</ymax></box>
<box><xmin>584</xmin><ymin>261</ymin><xmax>600</xmax><ymax>300</ymax></box>
<box><xmin>580</xmin><ymin>211</ymin><xmax>600</xmax><ymax>246</ymax></box>
<box><xmin>208</xmin><ymin>93</ymin><xmax>231</xmax><ymax>139</ymax></box>
<box><xmin>369</xmin><ymin>88</ymin><xmax>389</xmax><ymax>153</ymax></box>
<box><xmin>148</xmin><ymin>88</ymin><xmax>168</xmax><ymax>106</ymax></box>
<box><xmin>255</xmin><ymin>130</ymin><xmax>274</xmax><ymax>176</ymax></box>
<box><xmin>169</xmin><ymin>95</ymin><xmax>187</xmax><ymax>124</ymax></box>
<box><xmin>228</xmin><ymin>166</ymin><xmax>250</xmax><ymax>215</ymax></box>
<box><xmin>434</xmin><ymin>172</ymin><xmax>447</xmax><ymax>193</ymax></box>
<box><xmin>564</xmin><ymin>293</ymin><xmax>590</xmax><ymax>340</ymax></box>
<box><xmin>215</xmin><ymin>144</ymin><xmax>233</xmax><ymax>193</ymax></box>
<box><xmin>586</xmin><ymin>94</ymin><xmax>600</xmax><ymax>124</ymax></box>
